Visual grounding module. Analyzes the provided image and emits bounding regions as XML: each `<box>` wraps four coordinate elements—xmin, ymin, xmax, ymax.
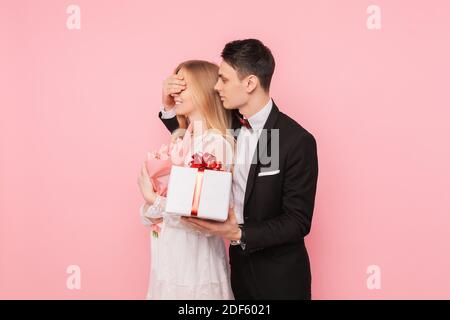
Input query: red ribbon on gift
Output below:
<box><xmin>188</xmin><ymin>152</ymin><xmax>223</xmax><ymax>216</ymax></box>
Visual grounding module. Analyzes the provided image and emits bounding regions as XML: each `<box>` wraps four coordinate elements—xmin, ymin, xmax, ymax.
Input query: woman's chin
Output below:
<box><xmin>174</xmin><ymin>107</ymin><xmax>183</xmax><ymax>115</ymax></box>
<box><xmin>175</xmin><ymin>106</ymin><xmax>191</xmax><ymax>116</ymax></box>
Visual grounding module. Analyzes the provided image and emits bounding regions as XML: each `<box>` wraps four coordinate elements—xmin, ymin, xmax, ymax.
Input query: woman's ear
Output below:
<box><xmin>245</xmin><ymin>75</ymin><xmax>259</xmax><ymax>93</ymax></box>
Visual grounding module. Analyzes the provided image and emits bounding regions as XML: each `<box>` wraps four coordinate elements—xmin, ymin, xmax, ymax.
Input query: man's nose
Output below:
<box><xmin>214</xmin><ymin>81</ymin><xmax>220</xmax><ymax>92</ymax></box>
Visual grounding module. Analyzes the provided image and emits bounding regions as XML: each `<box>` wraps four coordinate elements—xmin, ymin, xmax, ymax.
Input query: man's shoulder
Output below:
<box><xmin>275</xmin><ymin>110</ymin><xmax>316</xmax><ymax>145</ymax></box>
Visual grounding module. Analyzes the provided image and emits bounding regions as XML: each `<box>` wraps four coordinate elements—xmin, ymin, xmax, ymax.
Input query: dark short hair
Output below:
<box><xmin>221</xmin><ymin>39</ymin><xmax>275</xmax><ymax>91</ymax></box>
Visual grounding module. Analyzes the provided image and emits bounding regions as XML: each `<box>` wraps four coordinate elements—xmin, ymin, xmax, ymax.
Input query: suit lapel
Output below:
<box><xmin>243</xmin><ymin>102</ymin><xmax>280</xmax><ymax>208</ymax></box>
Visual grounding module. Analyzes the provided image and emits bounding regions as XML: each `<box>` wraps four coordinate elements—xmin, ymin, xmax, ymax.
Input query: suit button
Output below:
<box><xmin>244</xmin><ymin>216</ymin><xmax>249</xmax><ymax>221</ymax></box>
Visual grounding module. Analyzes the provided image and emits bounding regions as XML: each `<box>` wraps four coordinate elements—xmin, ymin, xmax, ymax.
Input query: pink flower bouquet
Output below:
<box><xmin>146</xmin><ymin>144</ymin><xmax>173</xmax><ymax>197</ymax></box>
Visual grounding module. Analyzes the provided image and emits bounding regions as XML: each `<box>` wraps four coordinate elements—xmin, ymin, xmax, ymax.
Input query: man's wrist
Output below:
<box><xmin>163</xmin><ymin>105</ymin><xmax>173</xmax><ymax>112</ymax></box>
<box><xmin>230</xmin><ymin>226</ymin><xmax>242</xmax><ymax>241</ymax></box>
<box><xmin>230</xmin><ymin>225</ymin><xmax>246</xmax><ymax>251</ymax></box>
<box><xmin>160</xmin><ymin>106</ymin><xmax>177</xmax><ymax>119</ymax></box>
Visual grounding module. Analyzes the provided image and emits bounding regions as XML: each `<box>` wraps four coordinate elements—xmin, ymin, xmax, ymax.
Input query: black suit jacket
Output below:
<box><xmin>158</xmin><ymin>102</ymin><xmax>318</xmax><ymax>299</ymax></box>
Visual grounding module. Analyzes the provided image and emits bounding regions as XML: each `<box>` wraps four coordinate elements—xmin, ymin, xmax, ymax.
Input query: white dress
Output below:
<box><xmin>140</xmin><ymin>128</ymin><xmax>235</xmax><ymax>300</ymax></box>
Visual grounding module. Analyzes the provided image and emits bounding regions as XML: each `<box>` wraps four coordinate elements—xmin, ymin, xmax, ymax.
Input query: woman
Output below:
<box><xmin>137</xmin><ymin>60</ymin><xmax>235</xmax><ymax>299</ymax></box>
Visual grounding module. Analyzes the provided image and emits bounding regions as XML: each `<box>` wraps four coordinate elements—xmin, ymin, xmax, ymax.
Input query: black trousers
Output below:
<box><xmin>229</xmin><ymin>244</ymin><xmax>312</xmax><ymax>300</ymax></box>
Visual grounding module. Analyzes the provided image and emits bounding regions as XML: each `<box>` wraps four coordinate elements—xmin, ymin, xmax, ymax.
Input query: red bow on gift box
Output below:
<box><xmin>189</xmin><ymin>152</ymin><xmax>223</xmax><ymax>171</ymax></box>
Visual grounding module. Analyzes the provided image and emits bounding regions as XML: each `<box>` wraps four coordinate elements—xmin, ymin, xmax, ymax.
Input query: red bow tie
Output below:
<box><xmin>236</xmin><ymin>114</ymin><xmax>252</xmax><ymax>129</ymax></box>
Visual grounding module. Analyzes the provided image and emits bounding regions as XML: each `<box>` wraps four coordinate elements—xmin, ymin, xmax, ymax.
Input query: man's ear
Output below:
<box><xmin>245</xmin><ymin>75</ymin><xmax>259</xmax><ymax>93</ymax></box>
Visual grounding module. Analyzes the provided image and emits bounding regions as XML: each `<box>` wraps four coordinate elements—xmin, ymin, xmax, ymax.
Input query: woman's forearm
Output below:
<box><xmin>143</xmin><ymin>202</ymin><xmax>151</xmax><ymax>213</ymax></box>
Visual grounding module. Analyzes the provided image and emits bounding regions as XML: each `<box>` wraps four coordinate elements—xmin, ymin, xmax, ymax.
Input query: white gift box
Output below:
<box><xmin>165</xmin><ymin>165</ymin><xmax>232</xmax><ymax>222</ymax></box>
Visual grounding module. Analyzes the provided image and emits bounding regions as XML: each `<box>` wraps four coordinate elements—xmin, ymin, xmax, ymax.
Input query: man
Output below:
<box><xmin>159</xmin><ymin>39</ymin><xmax>318</xmax><ymax>299</ymax></box>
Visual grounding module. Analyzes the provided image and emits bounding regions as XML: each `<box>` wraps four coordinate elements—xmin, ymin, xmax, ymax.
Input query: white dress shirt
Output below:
<box><xmin>160</xmin><ymin>106</ymin><xmax>177</xmax><ymax>119</ymax></box>
<box><xmin>232</xmin><ymin>99</ymin><xmax>273</xmax><ymax>224</ymax></box>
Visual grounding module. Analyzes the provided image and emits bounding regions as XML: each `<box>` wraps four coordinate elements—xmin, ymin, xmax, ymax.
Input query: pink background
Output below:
<box><xmin>1</xmin><ymin>0</ymin><xmax>450</xmax><ymax>299</ymax></box>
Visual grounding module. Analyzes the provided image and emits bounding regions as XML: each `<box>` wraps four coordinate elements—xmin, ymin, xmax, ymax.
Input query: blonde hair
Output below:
<box><xmin>173</xmin><ymin>60</ymin><xmax>232</xmax><ymax>136</ymax></box>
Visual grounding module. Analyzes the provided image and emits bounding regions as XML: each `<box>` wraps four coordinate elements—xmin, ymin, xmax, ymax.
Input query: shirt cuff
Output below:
<box><xmin>139</xmin><ymin>203</ymin><xmax>151</xmax><ymax>226</ymax></box>
<box><xmin>160</xmin><ymin>106</ymin><xmax>177</xmax><ymax>119</ymax></box>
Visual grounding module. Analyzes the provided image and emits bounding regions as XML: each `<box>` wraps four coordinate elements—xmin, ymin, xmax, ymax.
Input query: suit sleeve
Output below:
<box><xmin>158</xmin><ymin>110</ymin><xmax>179</xmax><ymax>133</ymax></box>
<box><xmin>243</xmin><ymin>132</ymin><xmax>319</xmax><ymax>252</ymax></box>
